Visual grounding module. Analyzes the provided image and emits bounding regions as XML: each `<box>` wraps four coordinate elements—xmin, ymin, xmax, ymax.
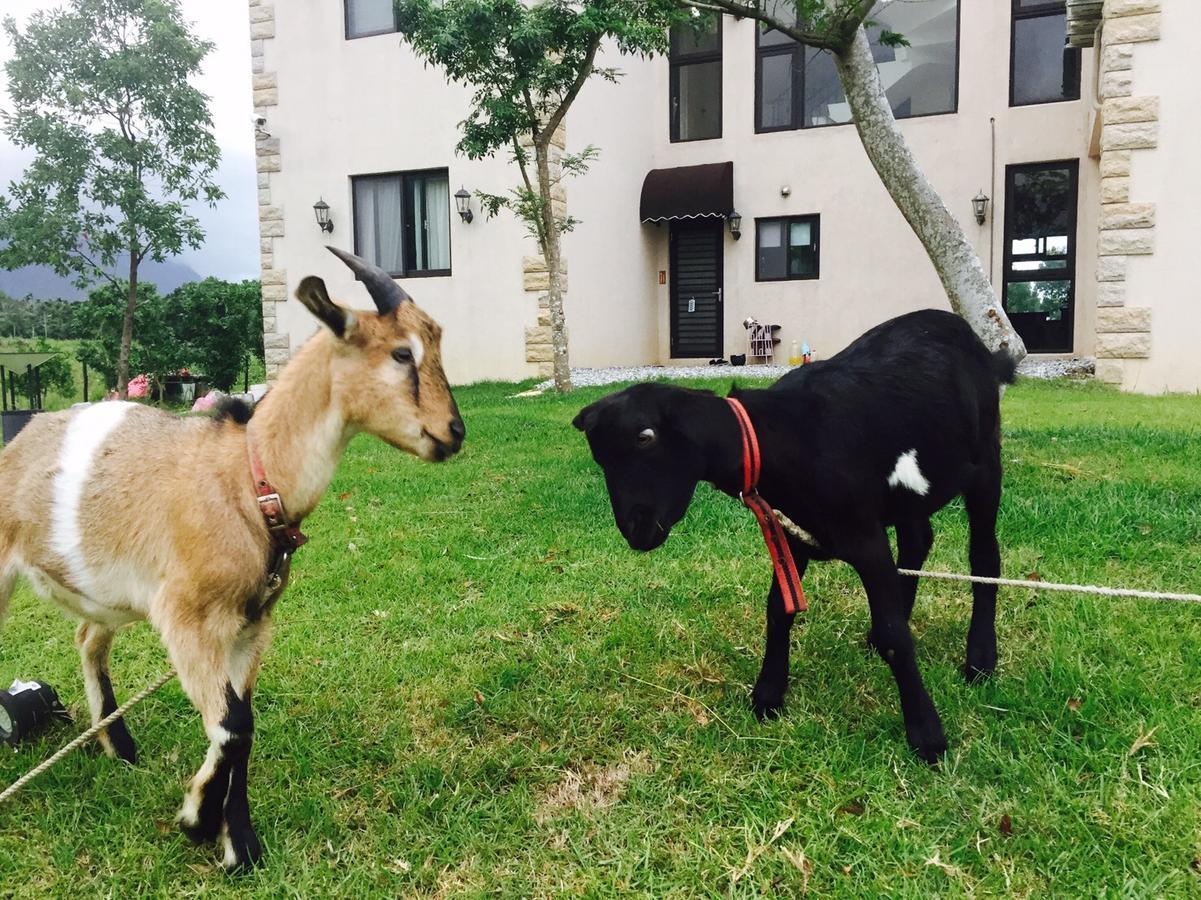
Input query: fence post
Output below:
<box><xmin>82</xmin><ymin>362</ymin><xmax>89</xmax><ymax>403</ymax></box>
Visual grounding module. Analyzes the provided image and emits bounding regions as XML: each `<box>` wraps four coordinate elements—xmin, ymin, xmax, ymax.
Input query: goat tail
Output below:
<box><xmin>991</xmin><ymin>349</ymin><xmax>1018</xmax><ymax>386</ymax></box>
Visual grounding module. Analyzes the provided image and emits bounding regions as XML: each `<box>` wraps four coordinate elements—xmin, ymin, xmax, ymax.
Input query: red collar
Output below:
<box><xmin>248</xmin><ymin>441</ymin><xmax>309</xmax><ymax>552</ymax></box>
<box><xmin>725</xmin><ymin>397</ymin><xmax>807</xmax><ymax>615</ymax></box>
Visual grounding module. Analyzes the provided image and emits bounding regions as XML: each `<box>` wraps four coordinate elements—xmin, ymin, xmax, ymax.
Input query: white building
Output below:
<box><xmin>248</xmin><ymin>0</ymin><xmax>1197</xmax><ymax>392</ymax></box>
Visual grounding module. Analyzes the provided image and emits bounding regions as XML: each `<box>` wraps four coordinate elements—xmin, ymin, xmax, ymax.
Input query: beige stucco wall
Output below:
<box><xmin>1111</xmin><ymin>2</ymin><xmax>1201</xmax><ymax>393</ymax></box>
<box><xmin>263</xmin><ymin>3</ymin><xmax>1105</xmax><ymax>383</ymax></box>
<box><xmin>637</xmin><ymin>7</ymin><xmax>1096</xmax><ymax>365</ymax></box>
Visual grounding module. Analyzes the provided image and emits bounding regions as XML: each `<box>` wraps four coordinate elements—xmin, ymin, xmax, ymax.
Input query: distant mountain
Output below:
<box><xmin>0</xmin><ymin>254</ymin><xmax>203</xmax><ymax>301</ymax></box>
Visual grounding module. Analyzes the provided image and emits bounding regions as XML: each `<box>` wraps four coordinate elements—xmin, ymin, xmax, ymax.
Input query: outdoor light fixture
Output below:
<box><xmin>972</xmin><ymin>190</ymin><xmax>990</xmax><ymax>226</ymax></box>
<box><xmin>727</xmin><ymin>210</ymin><xmax>743</xmax><ymax>240</ymax></box>
<box><xmin>455</xmin><ymin>186</ymin><xmax>473</xmax><ymax>224</ymax></box>
<box><xmin>313</xmin><ymin>198</ymin><xmax>334</xmax><ymax>234</ymax></box>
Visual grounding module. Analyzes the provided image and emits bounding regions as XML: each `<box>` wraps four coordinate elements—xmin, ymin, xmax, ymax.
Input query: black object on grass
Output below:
<box><xmin>0</xmin><ymin>679</ymin><xmax>72</xmax><ymax>745</ymax></box>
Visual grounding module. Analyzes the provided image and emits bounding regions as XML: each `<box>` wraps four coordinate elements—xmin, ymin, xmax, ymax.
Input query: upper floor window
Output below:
<box><xmin>755</xmin><ymin>0</ymin><xmax>959</xmax><ymax>133</ymax></box>
<box><xmin>670</xmin><ymin>16</ymin><xmax>722</xmax><ymax>142</ymax></box>
<box><xmin>352</xmin><ymin>169</ymin><xmax>451</xmax><ymax>277</ymax></box>
<box><xmin>1010</xmin><ymin>1</ymin><xmax>1081</xmax><ymax>106</ymax></box>
<box><xmin>756</xmin><ymin>215</ymin><xmax>820</xmax><ymax>281</ymax></box>
<box><xmin>346</xmin><ymin>0</ymin><xmax>398</xmax><ymax>39</ymax></box>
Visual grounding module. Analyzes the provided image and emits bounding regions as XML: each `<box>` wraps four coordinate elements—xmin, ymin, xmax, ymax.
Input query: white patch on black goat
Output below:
<box><xmin>887</xmin><ymin>449</ymin><xmax>930</xmax><ymax>496</ymax></box>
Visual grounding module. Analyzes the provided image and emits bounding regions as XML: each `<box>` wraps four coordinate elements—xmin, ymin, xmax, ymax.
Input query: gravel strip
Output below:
<box><xmin>534</xmin><ymin>356</ymin><xmax>1095</xmax><ymax>392</ymax></box>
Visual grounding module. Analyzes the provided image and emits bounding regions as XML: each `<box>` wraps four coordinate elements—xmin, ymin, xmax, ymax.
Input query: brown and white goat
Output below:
<box><xmin>0</xmin><ymin>247</ymin><xmax>464</xmax><ymax>871</ymax></box>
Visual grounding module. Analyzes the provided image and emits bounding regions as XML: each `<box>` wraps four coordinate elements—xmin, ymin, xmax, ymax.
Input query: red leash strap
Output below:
<box><xmin>248</xmin><ymin>441</ymin><xmax>309</xmax><ymax>551</ymax></box>
<box><xmin>725</xmin><ymin>398</ymin><xmax>808</xmax><ymax>615</ymax></box>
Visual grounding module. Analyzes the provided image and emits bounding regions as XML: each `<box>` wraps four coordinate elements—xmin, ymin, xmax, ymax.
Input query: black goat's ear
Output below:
<box><xmin>728</xmin><ymin>381</ymin><xmax>741</xmax><ymax>398</ymax></box>
<box><xmin>572</xmin><ymin>402</ymin><xmax>600</xmax><ymax>433</ymax></box>
<box><xmin>296</xmin><ymin>276</ymin><xmax>355</xmax><ymax>339</ymax></box>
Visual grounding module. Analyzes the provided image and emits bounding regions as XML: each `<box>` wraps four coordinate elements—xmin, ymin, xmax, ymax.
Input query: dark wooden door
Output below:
<box><xmin>670</xmin><ymin>220</ymin><xmax>723</xmax><ymax>358</ymax></box>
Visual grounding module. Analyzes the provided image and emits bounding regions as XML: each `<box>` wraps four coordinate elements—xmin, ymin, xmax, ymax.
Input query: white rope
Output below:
<box><xmin>897</xmin><ymin>569</ymin><xmax>1201</xmax><ymax>604</ymax></box>
<box><xmin>0</xmin><ymin>669</ymin><xmax>175</xmax><ymax>807</ymax></box>
<box><xmin>772</xmin><ymin>509</ymin><xmax>1201</xmax><ymax>605</ymax></box>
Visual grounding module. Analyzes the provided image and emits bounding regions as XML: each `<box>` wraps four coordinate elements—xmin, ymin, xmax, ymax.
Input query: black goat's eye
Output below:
<box><xmin>392</xmin><ymin>346</ymin><xmax>414</xmax><ymax>365</ymax></box>
<box><xmin>636</xmin><ymin>427</ymin><xmax>656</xmax><ymax>447</ymax></box>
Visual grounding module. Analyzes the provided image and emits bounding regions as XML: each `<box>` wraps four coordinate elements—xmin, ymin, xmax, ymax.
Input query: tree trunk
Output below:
<box><xmin>833</xmin><ymin>27</ymin><xmax>1026</xmax><ymax>362</ymax></box>
<box><xmin>535</xmin><ymin>141</ymin><xmax>572</xmax><ymax>393</ymax></box>
<box><xmin>116</xmin><ymin>249</ymin><xmax>138</xmax><ymax>400</ymax></box>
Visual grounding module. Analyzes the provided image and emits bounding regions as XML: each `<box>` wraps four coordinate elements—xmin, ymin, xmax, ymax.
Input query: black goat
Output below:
<box><xmin>573</xmin><ymin>310</ymin><xmax>1016</xmax><ymax>762</ymax></box>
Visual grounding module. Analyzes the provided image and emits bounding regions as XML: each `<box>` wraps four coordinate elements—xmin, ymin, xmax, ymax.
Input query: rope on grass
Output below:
<box><xmin>771</xmin><ymin>509</ymin><xmax>1201</xmax><ymax>605</ymax></box>
<box><xmin>896</xmin><ymin>569</ymin><xmax>1201</xmax><ymax>604</ymax></box>
<box><xmin>0</xmin><ymin>669</ymin><xmax>175</xmax><ymax>807</ymax></box>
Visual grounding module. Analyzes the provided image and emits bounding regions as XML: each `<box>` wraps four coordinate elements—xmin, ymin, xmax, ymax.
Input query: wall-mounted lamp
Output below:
<box><xmin>727</xmin><ymin>210</ymin><xmax>742</xmax><ymax>240</ymax></box>
<box><xmin>972</xmin><ymin>190</ymin><xmax>989</xmax><ymax>226</ymax></box>
<box><xmin>313</xmin><ymin>198</ymin><xmax>334</xmax><ymax>234</ymax></box>
<box><xmin>454</xmin><ymin>186</ymin><xmax>473</xmax><ymax>224</ymax></box>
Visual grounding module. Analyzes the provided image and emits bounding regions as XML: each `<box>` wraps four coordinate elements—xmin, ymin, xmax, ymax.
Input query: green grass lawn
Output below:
<box><xmin>1</xmin><ymin>377</ymin><xmax>1200</xmax><ymax>896</ymax></box>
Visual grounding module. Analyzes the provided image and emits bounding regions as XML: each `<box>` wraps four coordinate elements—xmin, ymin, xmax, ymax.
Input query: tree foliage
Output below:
<box><xmin>0</xmin><ymin>0</ymin><xmax>224</xmax><ymax>396</ymax></box>
<box><xmin>73</xmin><ymin>278</ymin><xmax>263</xmax><ymax>393</ymax></box>
<box><xmin>396</xmin><ymin>0</ymin><xmax>687</xmax><ymax>391</ymax></box>
<box><xmin>0</xmin><ymin>291</ymin><xmax>77</xmax><ymax>340</ymax></box>
<box><xmin>74</xmin><ymin>280</ymin><xmax>172</xmax><ymax>390</ymax></box>
<box><xmin>165</xmin><ymin>278</ymin><xmax>263</xmax><ymax>392</ymax></box>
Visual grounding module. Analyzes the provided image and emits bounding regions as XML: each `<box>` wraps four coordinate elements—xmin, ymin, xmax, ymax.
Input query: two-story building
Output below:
<box><xmin>247</xmin><ymin>0</ymin><xmax>1195</xmax><ymax>392</ymax></box>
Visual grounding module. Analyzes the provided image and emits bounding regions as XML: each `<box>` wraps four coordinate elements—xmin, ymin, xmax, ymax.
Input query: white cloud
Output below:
<box><xmin>0</xmin><ymin>0</ymin><xmax>258</xmax><ymax>281</ymax></box>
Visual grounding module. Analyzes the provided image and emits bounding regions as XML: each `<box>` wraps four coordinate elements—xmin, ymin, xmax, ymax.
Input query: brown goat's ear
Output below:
<box><xmin>296</xmin><ymin>276</ymin><xmax>355</xmax><ymax>339</ymax></box>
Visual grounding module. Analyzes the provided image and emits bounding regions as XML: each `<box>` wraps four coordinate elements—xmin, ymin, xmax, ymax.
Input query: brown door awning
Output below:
<box><xmin>639</xmin><ymin>161</ymin><xmax>733</xmax><ymax>223</ymax></box>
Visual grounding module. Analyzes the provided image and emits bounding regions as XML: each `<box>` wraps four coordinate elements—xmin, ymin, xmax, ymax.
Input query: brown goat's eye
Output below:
<box><xmin>637</xmin><ymin>428</ymin><xmax>656</xmax><ymax>447</ymax></box>
<box><xmin>392</xmin><ymin>346</ymin><xmax>414</xmax><ymax>365</ymax></box>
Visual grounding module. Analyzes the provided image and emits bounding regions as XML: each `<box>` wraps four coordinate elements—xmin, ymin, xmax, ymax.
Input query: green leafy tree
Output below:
<box><xmin>166</xmin><ymin>278</ymin><xmax>264</xmax><ymax>391</ymax></box>
<box><xmin>74</xmin><ymin>280</ymin><xmax>180</xmax><ymax>393</ymax></box>
<box><xmin>0</xmin><ymin>0</ymin><xmax>224</xmax><ymax>399</ymax></box>
<box><xmin>665</xmin><ymin>0</ymin><xmax>1024</xmax><ymax>360</ymax></box>
<box><xmin>396</xmin><ymin>0</ymin><xmax>687</xmax><ymax>392</ymax></box>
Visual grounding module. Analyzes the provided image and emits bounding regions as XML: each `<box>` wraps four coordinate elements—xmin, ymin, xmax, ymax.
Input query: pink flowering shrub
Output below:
<box><xmin>126</xmin><ymin>374</ymin><xmax>150</xmax><ymax>399</ymax></box>
<box><xmin>192</xmin><ymin>391</ymin><xmax>220</xmax><ymax>413</ymax></box>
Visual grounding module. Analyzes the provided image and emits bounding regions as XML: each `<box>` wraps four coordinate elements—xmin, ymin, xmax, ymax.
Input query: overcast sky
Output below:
<box><xmin>0</xmin><ymin>0</ymin><xmax>259</xmax><ymax>281</ymax></box>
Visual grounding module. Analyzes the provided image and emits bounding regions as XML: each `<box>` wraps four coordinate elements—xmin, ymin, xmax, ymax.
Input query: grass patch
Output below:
<box><xmin>1</xmin><ymin>377</ymin><xmax>1200</xmax><ymax>895</ymax></box>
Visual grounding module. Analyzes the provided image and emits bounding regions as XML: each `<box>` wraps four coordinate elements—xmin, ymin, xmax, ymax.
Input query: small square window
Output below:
<box><xmin>352</xmin><ymin>169</ymin><xmax>452</xmax><ymax>277</ymax></box>
<box><xmin>756</xmin><ymin>215</ymin><xmax>819</xmax><ymax>281</ymax></box>
<box><xmin>346</xmin><ymin>0</ymin><xmax>398</xmax><ymax>39</ymax></box>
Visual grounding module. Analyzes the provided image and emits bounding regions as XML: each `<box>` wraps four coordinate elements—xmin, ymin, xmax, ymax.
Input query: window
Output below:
<box><xmin>756</xmin><ymin>215</ymin><xmax>819</xmax><ymax>281</ymax></box>
<box><xmin>352</xmin><ymin>170</ymin><xmax>451</xmax><ymax>277</ymax></box>
<box><xmin>345</xmin><ymin>0</ymin><xmax>398</xmax><ymax>39</ymax></box>
<box><xmin>670</xmin><ymin>16</ymin><xmax>722</xmax><ymax>142</ymax></box>
<box><xmin>755</xmin><ymin>0</ymin><xmax>959</xmax><ymax>133</ymax></box>
<box><xmin>1010</xmin><ymin>1</ymin><xmax>1081</xmax><ymax>106</ymax></box>
<box><xmin>1001</xmin><ymin>160</ymin><xmax>1078</xmax><ymax>352</ymax></box>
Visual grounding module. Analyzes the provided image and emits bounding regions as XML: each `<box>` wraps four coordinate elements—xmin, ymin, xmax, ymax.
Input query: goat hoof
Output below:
<box><xmin>962</xmin><ymin>662</ymin><xmax>995</xmax><ymax>683</ymax></box>
<box><xmin>220</xmin><ymin>825</ymin><xmax>264</xmax><ymax>873</ymax></box>
<box><xmin>907</xmin><ymin>725</ymin><xmax>948</xmax><ymax>765</ymax></box>
<box><xmin>750</xmin><ymin>682</ymin><xmax>785</xmax><ymax>721</ymax></box>
<box><xmin>106</xmin><ymin>719</ymin><xmax>138</xmax><ymax>764</ymax></box>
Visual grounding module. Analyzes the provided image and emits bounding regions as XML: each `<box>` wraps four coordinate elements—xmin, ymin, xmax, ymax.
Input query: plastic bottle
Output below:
<box><xmin>788</xmin><ymin>340</ymin><xmax>802</xmax><ymax>366</ymax></box>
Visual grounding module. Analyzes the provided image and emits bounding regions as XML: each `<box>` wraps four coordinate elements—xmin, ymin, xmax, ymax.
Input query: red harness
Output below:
<box><xmin>726</xmin><ymin>397</ymin><xmax>808</xmax><ymax>615</ymax></box>
<box><xmin>249</xmin><ymin>443</ymin><xmax>309</xmax><ymax>552</ymax></box>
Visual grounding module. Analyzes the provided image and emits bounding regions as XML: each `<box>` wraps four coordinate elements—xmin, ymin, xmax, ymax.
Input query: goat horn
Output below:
<box><xmin>325</xmin><ymin>245</ymin><xmax>412</xmax><ymax>313</ymax></box>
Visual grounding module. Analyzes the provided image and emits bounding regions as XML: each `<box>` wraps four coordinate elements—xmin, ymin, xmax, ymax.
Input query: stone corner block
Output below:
<box><xmin>1096</xmin><ymin>331</ymin><xmax>1151</xmax><ymax>359</ymax></box>
<box><xmin>1097</xmin><ymin>306</ymin><xmax>1151</xmax><ymax>333</ymax></box>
